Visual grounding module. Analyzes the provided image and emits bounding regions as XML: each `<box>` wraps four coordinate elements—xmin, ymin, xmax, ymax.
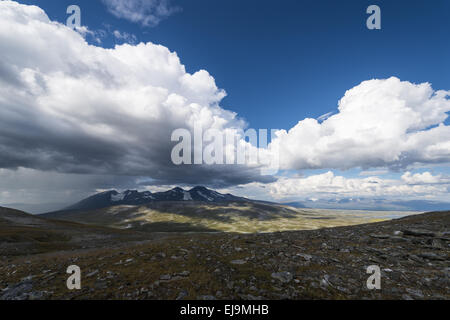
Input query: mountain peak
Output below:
<box><xmin>190</xmin><ymin>186</ymin><xmax>209</xmax><ymax>192</ymax></box>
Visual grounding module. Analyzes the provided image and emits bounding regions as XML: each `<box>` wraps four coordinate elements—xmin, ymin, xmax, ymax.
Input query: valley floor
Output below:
<box><xmin>0</xmin><ymin>211</ymin><xmax>449</xmax><ymax>300</ymax></box>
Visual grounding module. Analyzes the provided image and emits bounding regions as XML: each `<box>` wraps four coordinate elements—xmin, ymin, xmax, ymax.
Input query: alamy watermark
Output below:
<box><xmin>366</xmin><ymin>265</ymin><xmax>381</xmax><ymax>290</ymax></box>
<box><xmin>367</xmin><ymin>5</ymin><xmax>381</xmax><ymax>30</ymax></box>
<box><xmin>66</xmin><ymin>5</ymin><xmax>81</xmax><ymax>30</ymax></box>
<box><xmin>66</xmin><ymin>265</ymin><xmax>81</xmax><ymax>290</ymax></box>
<box><xmin>171</xmin><ymin>125</ymin><xmax>280</xmax><ymax>175</ymax></box>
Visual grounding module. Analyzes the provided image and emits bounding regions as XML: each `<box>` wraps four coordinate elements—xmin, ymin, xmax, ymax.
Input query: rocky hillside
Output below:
<box><xmin>1</xmin><ymin>211</ymin><xmax>448</xmax><ymax>300</ymax></box>
<box><xmin>0</xmin><ymin>207</ymin><xmax>156</xmax><ymax>256</ymax></box>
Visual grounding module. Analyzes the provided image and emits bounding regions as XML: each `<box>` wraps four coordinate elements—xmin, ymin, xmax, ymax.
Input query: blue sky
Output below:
<box><xmin>21</xmin><ymin>0</ymin><xmax>450</xmax><ymax>130</ymax></box>
<box><xmin>0</xmin><ymin>0</ymin><xmax>449</xmax><ymax>209</ymax></box>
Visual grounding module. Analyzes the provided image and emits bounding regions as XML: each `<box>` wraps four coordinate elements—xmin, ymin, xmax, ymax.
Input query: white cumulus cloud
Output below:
<box><xmin>401</xmin><ymin>171</ymin><xmax>449</xmax><ymax>185</ymax></box>
<box><xmin>271</xmin><ymin>77</ymin><xmax>450</xmax><ymax>171</ymax></box>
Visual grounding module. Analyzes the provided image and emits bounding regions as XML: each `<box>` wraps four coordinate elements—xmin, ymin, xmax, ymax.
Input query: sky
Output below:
<box><xmin>0</xmin><ymin>0</ymin><xmax>449</xmax><ymax>211</ymax></box>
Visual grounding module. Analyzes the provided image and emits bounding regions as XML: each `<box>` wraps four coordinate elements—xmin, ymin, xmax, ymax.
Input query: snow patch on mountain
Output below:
<box><xmin>197</xmin><ymin>191</ymin><xmax>214</xmax><ymax>202</ymax></box>
<box><xmin>142</xmin><ymin>192</ymin><xmax>154</xmax><ymax>199</ymax></box>
<box><xmin>183</xmin><ymin>192</ymin><xmax>193</xmax><ymax>201</ymax></box>
<box><xmin>111</xmin><ymin>192</ymin><xmax>126</xmax><ymax>202</ymax></box>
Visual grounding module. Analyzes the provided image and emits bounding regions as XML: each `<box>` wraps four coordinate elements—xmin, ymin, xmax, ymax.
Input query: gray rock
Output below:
<box><xmin>176</xmin><ymin>290</ymin><xmax>188</xmax><ymax>300</ymax></box>
<box><xmin>86</xmin><ymin>270</ymin><xmax>99</xmax><ymax>278</ymax></box>
<box><xmin>406</xmin><ymin>288</ymin><xmax>424</xmax><ymax>299</ymax></box>
<box><xmin>160</xmin><ymin>274</ymin><xmax>172</xmax><ymax>281</ymax></box>
<box><xmin>271</xmin><ymin>272</ymin><xmax>293</xmax><ymax>284</ymax></box>
<box><xmin>432</xmin><ymin>239</ymin><xmax>444</xmax><ymax>249</ymax></box>
<box><xmin>297</xmin><ymin>253</ymin><xmax>312</xmax><ymax>261</ymax></box>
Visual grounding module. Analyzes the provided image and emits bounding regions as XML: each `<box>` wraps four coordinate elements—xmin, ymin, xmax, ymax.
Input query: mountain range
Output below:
<box><xmin>62</xmin><ymin>186</ymin><xmax>247</xmax><ymax>212</ymax></box>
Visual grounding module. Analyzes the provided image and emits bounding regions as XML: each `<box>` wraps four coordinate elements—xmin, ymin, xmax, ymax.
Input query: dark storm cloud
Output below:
<box><xmin>0</xmin><ymin>1</ymin><xmax>275</xmax><ymax>197</ymax></box>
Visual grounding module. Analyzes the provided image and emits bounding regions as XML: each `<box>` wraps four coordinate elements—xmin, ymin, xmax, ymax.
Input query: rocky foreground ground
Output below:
<box><xmin>0</xmin><ymin>211</ymin><xmax>449</xmax><ymax>300</ymax></box>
